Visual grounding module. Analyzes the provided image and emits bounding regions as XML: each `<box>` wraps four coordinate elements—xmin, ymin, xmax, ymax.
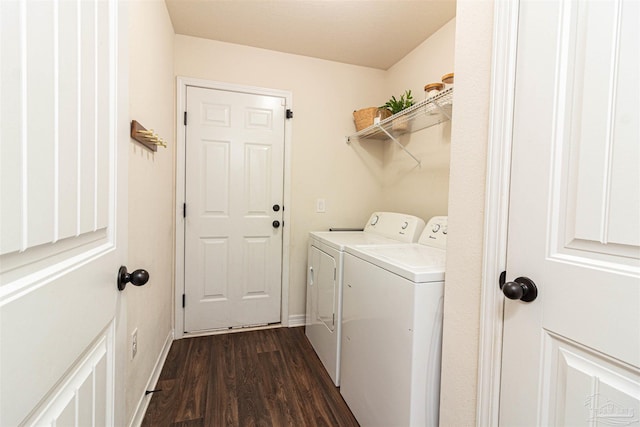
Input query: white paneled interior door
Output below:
<box><xmin>183</xmin><ymin>86</ymin><xmax>285</xmax><ymax>332</ymax></box>
<box><xmin>0</xmin><ymin>0</ymin><xmax>127</xmax><ymax>426</ymax></box>
<box><xmin>500</xmin><ymin>0</ymin><xmax>639</xmax><ymax>425</ymax></box>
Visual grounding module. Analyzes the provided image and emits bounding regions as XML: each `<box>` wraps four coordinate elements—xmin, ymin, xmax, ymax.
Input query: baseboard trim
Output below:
<box><xmin>128</xmin><ymin>329</ymin><xmax>174</xmax><ymax>427</ymax></box>
<box><xmin>288</xmin><ymin>314</ymin><xmax>305</xmax><ymax>327</ymax></box>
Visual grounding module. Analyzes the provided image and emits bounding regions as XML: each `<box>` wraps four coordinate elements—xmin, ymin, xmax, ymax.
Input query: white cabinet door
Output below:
<box><xmin>0</xmin><ymin>1</ymin><xmax>128</xmax><ymax>425</ymax></box>
<box><xmin>500</xmin><ymin>1</ymin><xmax>640</xmax><ymax>425</ymax></box>
<box><xmin>183</xmin><ymin>86</ymin><xmax>285</xmax><ymax>332</ymax></box>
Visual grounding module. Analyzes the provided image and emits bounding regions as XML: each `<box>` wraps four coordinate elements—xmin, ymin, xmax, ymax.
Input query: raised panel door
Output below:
<box><xmin>184</xmin><ymin>86</ymin><xmax>285</xmax><ymax>332</ymax></box>
<box><xmin>500</xmin><ymin>1</ymin><xmax>640</xmax><ymax>425</ymax></box>
<box><xmin>0</xmin><ymin>1</ymin><xmax>127</xmax><ymax>425</ymax></box>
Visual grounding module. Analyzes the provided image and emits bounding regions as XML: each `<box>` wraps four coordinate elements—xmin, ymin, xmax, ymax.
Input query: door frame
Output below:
<box><xmin>476</xmin><ymin>0</ymin><xmax>520</xmax><ymax>425</ymax></box>
<box><xmin>174</xmin><ymin>76</ymin><xmax>292</xmax><ymax>339</ymax></box>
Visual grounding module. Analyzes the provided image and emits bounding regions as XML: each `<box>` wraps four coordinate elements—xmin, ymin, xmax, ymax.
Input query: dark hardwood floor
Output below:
<box><xmin>142</xmin><ymin>327</ymin><xmax>359</xmax><ymax>427</ymax></box>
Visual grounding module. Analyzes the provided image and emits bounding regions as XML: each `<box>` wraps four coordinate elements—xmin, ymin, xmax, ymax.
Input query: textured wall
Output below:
<box><xmin>439</xmin><ymin>1</ymin><xmax>495</xmax><ymax>425</ymax></box>
<box><xmin>173</xmin><ymin>21</ymin><xmax>457</xmax><ymax>320</ymax></box>
<box><xmin>174</xmin><ymin>35</ymin><xmax>389</xmax><ymax>319</ymax></box>
<box><xmin>124</xmin><ymin>7</ymin><xmax>489</xmax><ymax>424</ymax></box>
<box><xmin>381</xmin><ymin>19</ymin><xmax>456</xmax><ymax>221</ymax></box>
<box><xmin>127</xmin><ymin>1</ymin><xmax>175</xmax><ymax>423</ymax></box>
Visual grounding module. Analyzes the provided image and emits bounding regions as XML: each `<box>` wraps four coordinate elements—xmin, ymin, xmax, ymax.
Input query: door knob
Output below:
<box><xmin>272</xmin><ymin>220</ymin><xmax>281</xmax><ymax>228</ymax></box>
<box><xmin>117</xmin><ymin>266</ymin><xmax>149</xmax><ymax>291</ymax></box>
<box><xmin>273</xmin><ymin>204</ymin><xmax>281</xmax><ymax>212</ymax></box>
<box><xmin>499</xmin><ymin>275</ymin><xmax>537</xmax><ymax>302</ymax></box>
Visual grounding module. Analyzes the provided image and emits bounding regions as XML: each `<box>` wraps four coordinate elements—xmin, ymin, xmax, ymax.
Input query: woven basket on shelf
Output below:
<box><xmin>353</xmin><ymin>107</ymin><xmax>392</xmax><ymax>132</ymax></box>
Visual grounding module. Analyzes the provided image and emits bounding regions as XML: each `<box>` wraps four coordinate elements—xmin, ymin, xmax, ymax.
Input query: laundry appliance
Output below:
<box><xmin>340</xmin><ymin>216</ymin><xmax>448</xmax><ymax>427</ymax></box>
<box><xmin>305</xmin><ymin>212</ymin><xmax>426</xmax><ymax>386</ymax></box>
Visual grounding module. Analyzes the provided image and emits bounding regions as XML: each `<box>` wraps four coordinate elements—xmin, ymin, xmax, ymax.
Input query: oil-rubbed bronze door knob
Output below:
<box><xmin>117</xmin><ymin>266</ymin><xmax>149</xmax><ymax>291</ymax></box>
<box><xmin>500</xmin><ymin>276</ymin><xmax>538</xmax><ymax>302</ymax></box>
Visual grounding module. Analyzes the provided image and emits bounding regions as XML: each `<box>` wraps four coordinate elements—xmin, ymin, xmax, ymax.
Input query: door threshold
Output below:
<box><xmin>181</xmin><ymin>323</ymin><xmax>283</xmax><ymax>338</ymax></box>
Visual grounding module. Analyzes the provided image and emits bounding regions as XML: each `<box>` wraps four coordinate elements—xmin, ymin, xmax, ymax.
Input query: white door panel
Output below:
<box><xmin>24</xmin><ymin>328</ymin><xmax>113</xmax><ymax>426</ymax></box>
<box><xmin>0</xmin><ymin>1</ymin><xmax>127</xmax><ymax>425</ymax></box>
<box><xmin>500</xmin><ymin>1</ymin><xmax>640</xmax><ymax>425</ymax></box>
<box><xmin>541</xmin><ymin>332</ymin><xmax>639</xmax><ymax>425</ymax></box>
<box><xmin>184</xmin><ymin>86</ymin><xmax>285</xmax><ymax>332</ymax></box>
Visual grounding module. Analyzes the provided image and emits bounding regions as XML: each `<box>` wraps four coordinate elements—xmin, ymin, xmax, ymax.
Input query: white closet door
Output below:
<box><xmin>500</xmin><ymin>1</ymin><xmax>640</xmax><ymax>425</ymax></box>
<box><xmin>0</xmin><ymin>1</ymin><xmax>128</xmax><ymax>425</ymax></box>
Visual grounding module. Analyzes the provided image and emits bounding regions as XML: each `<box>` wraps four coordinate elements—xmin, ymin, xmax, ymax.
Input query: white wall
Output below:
<box><xmin>124</xmin><ymin>8</ymin><xmax>487</xmax><ymax>425</ymax></box>
<box><xmin>174</xmin><ymin>36</ymin><xmax>388</xmax><ymax>318</ymax></box>
<box><xmin>173</xmin><ymin>21</ymin><xmax>457</xmax><ymax>320</ymax></box>
<box><xmin>380</xmin><ymin>19</ymin><xmax>456</xmax><ymax>220</ymax></box>
<box><xmin>439</xmin><ymin>1</ymin><xmax>495</xmax><ymax>425</ymax></box>
<box><xmin>127</xmin><ymin>1</ymin><xmax>175</xmax><ymax>423</ymax></box>
<box><xmin>0</xmin><ymin>0</ymin><xmax>486</xmax><ymax>423</ymax></box>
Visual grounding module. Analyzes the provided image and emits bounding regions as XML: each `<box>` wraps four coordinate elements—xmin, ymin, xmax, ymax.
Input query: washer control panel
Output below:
<box><xmin>418</xmin><ymin>216</ymin><xmax>448</xmax><ymax>249</ymax></box>
<box><xmin>364</xmin><ymin>212</ymin><xmax>426</xmax><ymax>242</ymax></box>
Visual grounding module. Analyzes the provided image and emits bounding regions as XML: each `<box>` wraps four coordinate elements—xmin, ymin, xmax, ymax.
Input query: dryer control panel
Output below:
<box><xmin>418</xmin><ymin>216</ymin><xmax>448</xmax><ymax>249</ymax></box>
<box><xmin>363</xmin><ymin>212</ymin><xmax>426</xmax><ymax>243</ymax></box>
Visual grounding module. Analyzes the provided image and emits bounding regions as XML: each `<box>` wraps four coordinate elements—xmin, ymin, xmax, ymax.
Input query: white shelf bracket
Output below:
<box><xmin>377</xmin><ymin>124</ymin><xmax>421</xmax><ymax>166</ymax></box>
<box><xmin>432</xmin><ymin>100</ymin><xmax>451</xmax><ymax>120</ymax></box>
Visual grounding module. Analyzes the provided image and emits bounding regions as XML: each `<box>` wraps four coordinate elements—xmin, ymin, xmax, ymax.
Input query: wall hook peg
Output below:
<box><xmin>131</xmin><ymin>120</ymin><xmax>167</xmax><ymax>151</ymax></box>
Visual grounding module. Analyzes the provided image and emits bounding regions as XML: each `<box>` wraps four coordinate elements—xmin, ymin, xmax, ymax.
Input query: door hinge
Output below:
<box><xmin>183</xmin><ymin>203</ymin><xmax>186</xmax><ymax>218</ymax></box>
<box><xmin>286</xmin><ymin>109</ymin><xmax>293</xmax><ymax>119</ymax></box>
<box><xmin>184</xmin><ymin>111</ymin><xmax>187</xmax><ymax>126</ymax></box>
<box><xmin>182</xmin><ymin>293</ymin><xmax>185</xmax><ymax>308</ymax></box>
<box><xmin>333</xmin><ymin>313</ymin><xmax>335</xmax><ymax>326</ymax></box>
<box><xmin>334</xmin><ymin>268</ymin><xmax>336</xmax><ymax>280</ymax></box>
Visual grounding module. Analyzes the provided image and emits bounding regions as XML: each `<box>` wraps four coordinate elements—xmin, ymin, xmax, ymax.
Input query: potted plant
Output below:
<box><xmin>381</xmin><ymin>90</ymin><xmax>414</xmax><ymax>131</ymax></box>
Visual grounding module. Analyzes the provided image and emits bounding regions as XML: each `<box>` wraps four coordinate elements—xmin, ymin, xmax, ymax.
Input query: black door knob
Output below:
<box><xmin>117</xmin><ymin>266</ymin><xmax>150</xmax><ymax>291</ymax></box>
<box><xmin>272</xmin><ymin>220</ymin><xmax>281</xmax><ymax>228</ymax></box>
<box><xmin>273</xmin><ymin>204</ymin><xmax>281</xmax><ymax>212</ymax></box>
<box><xmin>500</xmin><ymin>276</ymin><xmax>537</xmax><ymax>302</ymax></box>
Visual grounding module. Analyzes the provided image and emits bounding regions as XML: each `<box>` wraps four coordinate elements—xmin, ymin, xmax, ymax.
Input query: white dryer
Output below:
<box><xmin>306</xmin><ymin>212</ymin><xmax>426</xmax><ymax>386</ymax></box>
<box><xmin>340</xmin><ymin>216</ymin><xmax>448</xmax><ymax>427</ymax></box>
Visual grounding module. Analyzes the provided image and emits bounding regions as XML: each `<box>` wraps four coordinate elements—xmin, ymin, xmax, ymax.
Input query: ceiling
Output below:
<box><xmin>164</xmin><ymin>0</ymin><xmax>457</xmax><ymax>70</ymax></box>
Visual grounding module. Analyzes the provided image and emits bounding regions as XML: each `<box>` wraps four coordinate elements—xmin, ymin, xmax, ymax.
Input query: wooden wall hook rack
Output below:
<box><xmin>130</xmin><ymin>120</ymin><xmax>167</xmax><ymax>152</ymax></box>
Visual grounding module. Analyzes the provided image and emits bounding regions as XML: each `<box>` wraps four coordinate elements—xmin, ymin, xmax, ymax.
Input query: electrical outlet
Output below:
<box><xmin>131</xmin><ymin>329</ymin><xmax>138</xmax><ymax>360</ymax></box>
<box><xmin>316</xmin><ymin>198</ymin><xmax>326</xmax><ymax>213</ymax></box>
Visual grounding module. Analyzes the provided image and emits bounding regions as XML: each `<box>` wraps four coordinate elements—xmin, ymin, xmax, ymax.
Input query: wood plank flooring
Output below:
<box><xmin>142</xmin><ymin>327</ymin><xmax>359</xmax><ymax>427</ymax></box>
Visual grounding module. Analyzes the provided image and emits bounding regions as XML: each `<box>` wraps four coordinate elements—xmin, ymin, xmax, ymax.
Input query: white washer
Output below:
<box><xmin>340</xmin><ymin>216</ymin><xmax>448</xmax><ymax>427</ymax></box>
<box><xmin>306</xmin><ymin>212</ymin><xmax>426</xmax><ymax>386</ymax></box>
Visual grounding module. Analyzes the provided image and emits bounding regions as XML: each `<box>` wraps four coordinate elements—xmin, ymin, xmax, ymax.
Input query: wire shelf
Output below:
<box><xmin>347</xmin><ymin>88</ymin><xmax>453</xmax><ymax>142</ymax></box>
